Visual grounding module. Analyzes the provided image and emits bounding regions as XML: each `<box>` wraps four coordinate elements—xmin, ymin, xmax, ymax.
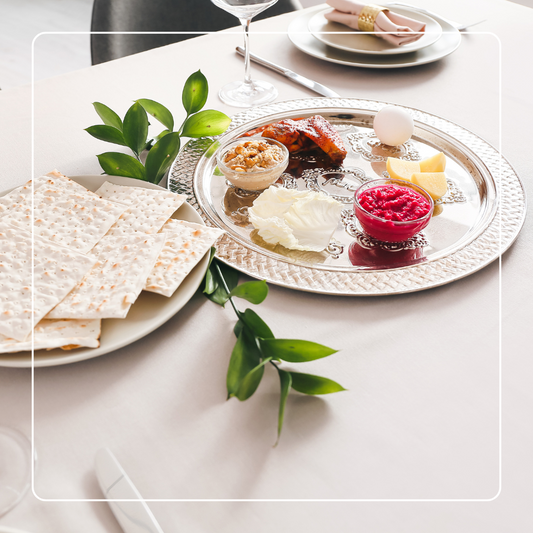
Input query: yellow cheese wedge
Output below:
<box><xmin>411</xmin><ymin>172</ymin><xmax>448</xmax><ymax>200</ymax></box>
<box><xmin>386</xmin><ymin>158</ymin><xmax>421</xmax><ymax>182</ymax></box>
<box><xmin>420</xmin><ymin>152</ymin><xmax>446</xmax><ymax>173</ymax></box>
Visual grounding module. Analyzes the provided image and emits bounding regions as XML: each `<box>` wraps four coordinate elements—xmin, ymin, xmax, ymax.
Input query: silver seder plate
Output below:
<box><xmin>169</xmin><ymin>98</ymin><xmax>526</xmax><ymax>296</ymax></box>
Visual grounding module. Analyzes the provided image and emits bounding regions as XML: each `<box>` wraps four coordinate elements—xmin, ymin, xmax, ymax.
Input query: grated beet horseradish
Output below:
<box><xmin>358</xmin><ymin>185</ymin><xmax>431</xmax><ymax>222</ymax></box>
<box><xmin>354</xmin><ymin>183</ymin><xmax>433</xmax><ymax>242</ymax></box>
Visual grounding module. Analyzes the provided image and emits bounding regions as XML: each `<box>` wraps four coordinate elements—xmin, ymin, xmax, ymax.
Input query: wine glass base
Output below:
<box><xmin>218</xmin><ymin>79</ymin><xmax>278</xmax><ymax>108</ymax></box>
<box><xmin>0</xmin><ymin>427</ymin><xmax>32</xmax><ymax>517</ymax></box>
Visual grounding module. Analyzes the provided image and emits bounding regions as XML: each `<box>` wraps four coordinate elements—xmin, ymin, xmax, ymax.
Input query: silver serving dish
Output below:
<box><xmin>169</xmin><ymin>98</ymin><xmax>526</xmax><ymax>296</ymax></box>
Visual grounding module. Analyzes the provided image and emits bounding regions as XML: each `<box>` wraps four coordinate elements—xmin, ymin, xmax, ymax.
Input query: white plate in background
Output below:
<box><xmin>289</xmin><ymin>5</ymin><xmax>460</xmax><ymax>69</ymax></box>
<box><xmin>308</xmin><ymin>6</ymin><xmax>442</xmax><ymax>55</ymax></box>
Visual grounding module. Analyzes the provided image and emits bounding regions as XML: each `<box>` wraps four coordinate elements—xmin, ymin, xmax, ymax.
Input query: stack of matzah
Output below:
<box><xmin>0</xmin><ymin>171</ymin><xmax>224</xmax><ymax>354</ymax></box>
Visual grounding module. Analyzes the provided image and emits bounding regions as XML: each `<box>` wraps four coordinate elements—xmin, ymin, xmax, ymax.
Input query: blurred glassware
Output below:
<box><xmin>210</xmin><ymin>0</ymin><xmax>280</xmax><ymax>107</ymax></box>
<box><xmin>0</xmin><ymin>427</ymin><xmax>33</xmax><ymax>517</ymax></box>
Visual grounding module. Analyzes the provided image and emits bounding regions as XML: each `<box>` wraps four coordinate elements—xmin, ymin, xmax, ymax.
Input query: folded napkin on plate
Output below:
<box><xmin>325</xmin><ymin>0</ymin><xmax>426</xmax><ymax>46</ymax></box>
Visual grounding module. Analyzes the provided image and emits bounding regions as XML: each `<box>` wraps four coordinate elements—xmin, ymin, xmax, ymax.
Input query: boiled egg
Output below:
<box><xmin>373</xmin><ymin>106</ymin><xmax>414</xmax><ymax>146</ymax></box>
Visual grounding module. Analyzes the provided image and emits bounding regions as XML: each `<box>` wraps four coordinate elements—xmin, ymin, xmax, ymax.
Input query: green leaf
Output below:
<box><xmin>136</xmin><ymin>99</ymin><xmax>174</xmax><ymax>131</ymax></box>
<box><xmin>259</xmin><ymin>339</ymin><xmax>337</xmax><ymax>363</ymax></box>
<box><xmin>206</xmin><ymin>247</ymin><xmax>216</xmax><ymax>267</ymax></box>
<box><xmin>181</xmin><ymin>110</ymin><xmax>231</xmax><ymax>138</ymax></box>
<box><xmin>203</xmin><ymin>269</ymin><xmax>217</xmax><ymax>295</ymax></box>
<box><xmin>229</xmin><ymin>280</ymin><xmax>268</xmax><ymax>305</ymax></box>
<box><xmin>123</xmin><ymin>102</ymin><xmax>149</xmax><ymax>156</ymax></box>
<box><xmin>213</xmin><ymin>166</ymin><xmax>224</xmax><ymax>177</ymax></box>
<box><xmin>85</xmin><ymin>125</ymin><xmax>127</xmax><ymax>146</ymax></box>
<box><xmin>143</xmin><ymin>139</ymin><xmax>155</xmax><ymax>152</ymax></box>
<box><xmin>182</xmin><ymin>70</ymin><xmax>209</xmax><ymax>115</ymax></box>
<box><xmin>235</xmin><ymin>357</ymin><xmax>271</xmax><ymax>401</ymax></box>
<box><xmin>275</xmin><ymin>367</ymin><xmax>292</xmax><ymax>445</ymax></box>
<box><xmin>218</xmin><ymin>261</ymin><xmax>239</xmax><ymax>291</ymax></box>
<box><xmin>92</xmin><ymin>102</ymin><xmax>123</xmax><ymax>131</ymax></box>
<box><xmin>226</xmin><ymin>329</ymin><xmax>261</xmax><ymax>398</ymax></box>
<box><xmin>233</xmin><ymin>319</ymin><xmax>244</xmax><ymax>338</ymax></box>
<box><xmin>206</xmin><ymin>283</ymin><xmax>230</xmax><ymax>306</ymax></box>
<box><xmin>205</xmin><ymin>260</ymin><xmax>239</xmax><ymax>306</ymax></box>
<box><xmin>203</xmin><ymin>246</ymin><xmax>218</xmax><ymax>294</ymax></box>
<box><xmin>238</xmin><ymin>308</ymin><xmax>274</xmax><ymax>339</ymax></box>
<box><xmin>156</xmin><ymin>129</ymin><xmax>171</xmax><ymax>140</ymax></box>
<box><xmin>202</xmin><ymin>248</ymin><xmax>219</xmax><ymax>295</ymax></box>
<box><xmin>290</xmin><ymin>372</ymin><xmax>346</xmax><ymax>395</ymax></box>
<box><xmin>144</xmin><ymin>131</ymin><xmax>181</xmax><ymax>184</ymax></box>
<box><xmin>96</xmin><ymin>152</ymin><xmax>146</xmax><ymax>180</ymax></box>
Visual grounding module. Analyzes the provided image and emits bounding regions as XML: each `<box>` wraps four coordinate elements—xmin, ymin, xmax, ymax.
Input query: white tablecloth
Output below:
<box><xmin>0</xmin><ymin>0</ymin><xmax>532</xmax><ymax>530</ymax></box>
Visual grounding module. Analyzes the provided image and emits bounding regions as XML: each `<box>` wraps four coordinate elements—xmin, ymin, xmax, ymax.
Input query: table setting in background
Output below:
<box><xmin>0</xmin><ymin>0</ymin><xmax>532</xmax><ymax>531</ymax></box>
<box><xmin>286</xmin><ymin>0</ymin><xmax>475</xmax><ymax>69</ymax></box>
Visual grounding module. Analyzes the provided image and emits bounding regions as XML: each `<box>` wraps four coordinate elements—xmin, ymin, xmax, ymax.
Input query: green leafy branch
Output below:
<box><xmin>202</xmin><ymin>249</ymin><xmax>346</xmax><ymax>444</ymax></box>
<box><xmin>85</xmin><ymin>70</ymin><xmax>231</xmax><ymax>184</ymax></box>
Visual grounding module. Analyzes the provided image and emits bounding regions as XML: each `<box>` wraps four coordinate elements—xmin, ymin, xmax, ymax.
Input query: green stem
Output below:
<box><xmin>215</xmin><ymin>261</ymin><xmax>265</xmax><ymax>354</ymax></box>
<box><xmin>214</xmin><ymin>260</ymin><xmax>267</xmax><ymax>358</ymax></box>
<box><xmin>178</xmin><ymin>112</ymin><xmax>192</xmax><ymax>136</ymax></box>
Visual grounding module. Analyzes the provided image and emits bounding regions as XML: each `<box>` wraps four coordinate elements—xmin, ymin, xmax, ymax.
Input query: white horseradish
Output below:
<box><xmin>248</xmin><ymin>186</ymin><xmax>343</xmax><ymax>252</ymax></box>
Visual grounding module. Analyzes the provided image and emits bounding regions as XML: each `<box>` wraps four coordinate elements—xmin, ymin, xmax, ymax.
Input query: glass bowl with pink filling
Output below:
<box><xmin>354</xmin><ymin>178</ymin><xmax>434</xmax><ymax>242</ymax></box>
<box><xmin>216</xmin><ymin>137</ymin><xmax>289</xmax><ymax>192</ymax></box>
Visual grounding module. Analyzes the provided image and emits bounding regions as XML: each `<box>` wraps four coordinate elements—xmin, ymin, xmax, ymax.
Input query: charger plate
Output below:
<box><xmin>168</xmin><ymin>98</ymin><xmax>526</xmax><ymax>296</ymax></box>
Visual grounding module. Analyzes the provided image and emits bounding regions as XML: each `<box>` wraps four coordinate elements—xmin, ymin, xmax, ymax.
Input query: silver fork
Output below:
<box><xmin>387</xmin><ymin>2</ymin><xmax>486</xmax><ymax>31</ymax></box>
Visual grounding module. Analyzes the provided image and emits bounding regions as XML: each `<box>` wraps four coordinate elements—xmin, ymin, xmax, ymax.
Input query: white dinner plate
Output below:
<box><xmin>0</xmin><ymin>528</ymin><xmax>33</xmax><ymax>533</ymax></box>
<box><xmin>0</xmin><ymin>175</ymin><xmax>210</xmax><ymax>368</ymax></box>
<box><xmin>289</xmin><ymin>5</ymin><xmax>461</xmax><ymax>69</ymax></box>
<box><xmin>308</xmin><ymin>6</ymin><xmax>442</xmax><ymax>55</ymax></box>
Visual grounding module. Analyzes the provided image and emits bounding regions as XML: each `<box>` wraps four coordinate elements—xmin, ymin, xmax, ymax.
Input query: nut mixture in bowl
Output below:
<box><xmin>223</xmin><ymin>139</ymin><xmax>285</xmax><ymax>172</ymax></box>
<box><xmin>216</xmin><ymin>138</ymin><xmax>289</xmax><ymax>191</ymax></box>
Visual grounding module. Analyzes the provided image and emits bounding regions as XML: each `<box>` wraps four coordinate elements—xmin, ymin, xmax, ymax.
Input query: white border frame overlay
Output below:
<box><xmin>31</xmin><ymin>29</ymin><xmax>502</xmax><ymax>503</ymax></box>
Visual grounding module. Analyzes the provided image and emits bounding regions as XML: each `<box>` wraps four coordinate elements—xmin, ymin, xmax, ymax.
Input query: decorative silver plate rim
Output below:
<box><xmin>169</xmin><ymin>98</ymin><xmax>527</xmax><ymax>296</ymax></box>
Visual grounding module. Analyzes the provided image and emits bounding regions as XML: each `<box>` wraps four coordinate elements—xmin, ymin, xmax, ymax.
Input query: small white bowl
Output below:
<box><xmin>216</xmin><ymin>137</ymin><xmax>289</xmax><ymax>192</ymax></box>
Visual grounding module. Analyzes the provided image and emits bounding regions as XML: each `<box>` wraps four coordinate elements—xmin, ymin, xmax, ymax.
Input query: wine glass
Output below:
<box><xmin>0</xmin><ymin>426</ymin><xmax>33</xmax><ymax>517</ymax></box>
<box><xmin>211</xmin><ymin>0</ymin><xmax>279</xmax><ymax>107</ymax></box>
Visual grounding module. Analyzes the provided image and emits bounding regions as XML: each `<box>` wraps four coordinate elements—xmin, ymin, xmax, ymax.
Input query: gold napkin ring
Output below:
<box><xmin>358</xmin><ymin>4</ymin><xmax>389</xmax><ymax>32</ymax></box>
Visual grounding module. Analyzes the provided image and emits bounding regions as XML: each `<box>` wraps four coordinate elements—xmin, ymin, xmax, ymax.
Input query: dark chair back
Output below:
<box><xmin>91</xmin><ymin>0</ymin><xmax>302</xmax><ymax>65</ymax></box>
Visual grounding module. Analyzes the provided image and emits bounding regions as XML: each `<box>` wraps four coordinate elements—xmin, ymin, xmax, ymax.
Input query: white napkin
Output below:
<box><xmin>325</xmin><ymin>0</ymin><xmax>426</xmax><ymax>46</ymax></box>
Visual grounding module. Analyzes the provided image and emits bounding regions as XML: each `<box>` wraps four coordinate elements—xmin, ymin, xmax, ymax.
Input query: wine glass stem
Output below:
<box><xmin>240</xmin><ymin>18</ymin><xmax>253</xmax><ymax>87</ymax></box>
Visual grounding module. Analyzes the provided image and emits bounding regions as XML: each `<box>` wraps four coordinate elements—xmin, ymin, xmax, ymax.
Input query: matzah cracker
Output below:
<box><xmin>0</xmin><ymin>319</ymin><xmax>101</xmax><ymax>353</ymax></box>
<box><xmin>0</xmin><ymin>183</ymin><xmax>35</xmax><ymax>215</ymax></box>
<box><xmin>35</xmin><ymin>170</ymin><xmax>97</xmax><ymax>195</ymax></box>
<box><xmin>47</xmin><ymin>232</ymin><xmax>166</xmax><ymax>319</ymax></box>
<box><xmin>0</xmin><ymin>222</ymin><xmax>97</xmax><ymax>341</ymax></box>
<box><xmin>144</xmin><ymin>219</ymin><xmax>224</xmax><ymax>297</ymax></box>
<box><xmin>0</xmin><ymin>183</ymin><xmax>128</xmax><ymax>254</ymax></box>
<box><xmin>95</xmin><ymin>181</ymin><xmax>186</xmax><ymax>235</ymax></box>
<box><xmin>0</xmin><ymin>172</ymin><xmax>92</xmax><ymax>216</ymax></box>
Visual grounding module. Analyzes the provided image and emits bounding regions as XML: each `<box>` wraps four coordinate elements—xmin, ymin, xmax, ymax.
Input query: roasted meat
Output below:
<box><xmin>244</xmin><ymin>115</ymin><xmax>347</xmax><ymax>165</ymax></box>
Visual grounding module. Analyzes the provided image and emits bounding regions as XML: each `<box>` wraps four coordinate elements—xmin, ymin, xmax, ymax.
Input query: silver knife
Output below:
<box><xmin>95</xmin><ymin>448</ymin><xmax>165</xmax><ymax>533</ymax></box>
<box><xmin>236</xmin><ymin>46</ymin><xmax>340</xmax><ymax>98</ymax></box>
